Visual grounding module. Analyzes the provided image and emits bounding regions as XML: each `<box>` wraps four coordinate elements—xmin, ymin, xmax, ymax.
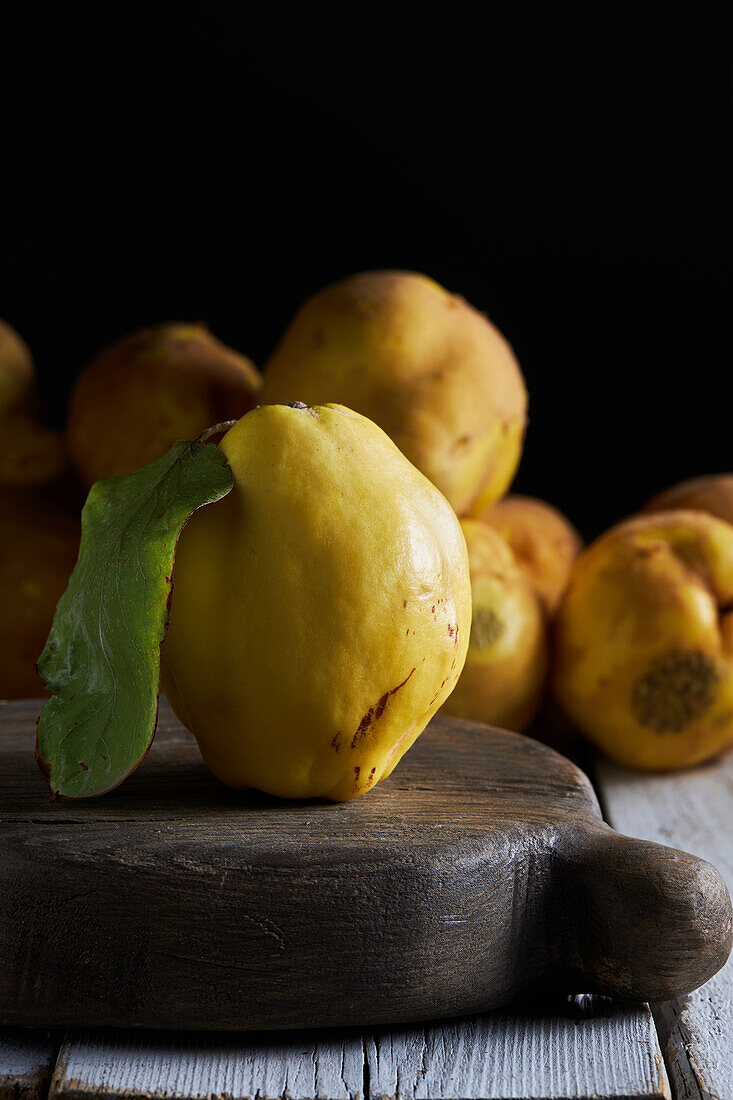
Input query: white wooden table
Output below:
<box><xmin>2</xmin><ymin>749</ymin><xmax>730</xmax><ymax>1100</ymax></box>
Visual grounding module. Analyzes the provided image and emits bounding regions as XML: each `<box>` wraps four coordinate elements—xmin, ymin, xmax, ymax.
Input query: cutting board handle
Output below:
<box><xmin>564</xmin><ymin>821</ymin><xmax>732</xmax><ymax>1002</ymax></box>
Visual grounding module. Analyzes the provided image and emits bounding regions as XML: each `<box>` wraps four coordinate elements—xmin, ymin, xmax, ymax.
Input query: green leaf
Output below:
<box><xmin>36</xmin><ymin>434</ymin><xmax>234</xmax><ymax>799</ymax></box>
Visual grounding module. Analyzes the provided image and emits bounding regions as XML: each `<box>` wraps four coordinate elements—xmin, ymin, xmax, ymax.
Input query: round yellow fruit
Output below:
<box><xmin>0</xmin><ymin>414</ymin><xmax>67</xmax><ymax>489</ymax></box>
<box><xmin>261</xmin><ymin>271</ymin><xmax>527</xmax><ymax>515</ymax></box>
<box><xmin>68</xmin><ymin>322</ymin><xmax>262</xmax><ymax>486</ymax></box>
<box><xmin>553</xmin><ymin>511</ymin><xmax>733</xmax><ymax>770</ymax></box>
<box><xmin>642</xmin><ymin>473</ymin><xmax>733</xmax><ymax>526</ymax></box>
<box><xmin>0</xmin><ymin>493</ymin><xmax>79</xmax><ymax>699</ymax></box>
<box><xmin>0</xmin><ymin>320</ymin><xmax>35</xmax><ymax>417</ymax></box>
<box><xmin>161</xmin><ymin>402</ymin><xmax>471</xmax><ymax>800</ymax></box>
<box><xmin>479</xmin><ymin>494</ymin><xmax>583</xmax><ymax>616</ymax></box>
<box><xmin>442</xmin><ymin>520</ymin><xmax>547</xmax><ymax>732</ymax></box>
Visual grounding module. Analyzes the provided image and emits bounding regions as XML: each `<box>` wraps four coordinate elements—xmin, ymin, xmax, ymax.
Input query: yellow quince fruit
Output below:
<box><xmin>553</xmin><ymin>511</ymin><xmax>733</xmax><ymax>770</ymax></box>
<box><xmin>0</xmin><ymin>413</ymin><xmax>67</xmax><ymax>489</ymax></box>
<box><xmin>0</xmin><ymin>492</ymin><xmax>79</xmax><ymax>698</ymax></box>
<box><xmin>0</xmin><ymin>320</ymin><xmax>68</xmax><ymax>490</ymax></box>
<box><xmin>261</xmin><ymin>271</ymin><xmax>527</xmax><ymax>515</ymax></box>
<box><xmin>0</xmin><ymin>319</ymin><xmax>36</xmax><ymax>417</ymax></box>
<box><xmin>67</xmin><ymin>322</ymin><xmax>261</xmax><ymax>487</ymax></box>
<box><xmin>641</xmin><ymin>473</ymin><xmax>733</xmax><ymax>527</ymax></box>
<box><xmin>442</xmin><ymin>520</ymin><xmax>548</xmax><ymax>732</ymax></box>
<box><xmin>161</xmin><ymin>402</ymin><xmax>471</xmax><ymax>800</ymax></box>
<box><xmin>478</xmin><ymin>495</ymin><xmax>582</xmax><ymax>617</ymax></box>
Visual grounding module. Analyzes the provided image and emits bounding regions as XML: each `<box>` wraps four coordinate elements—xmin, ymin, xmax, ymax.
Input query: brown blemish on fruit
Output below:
<box><xmin>366</xmin><ymin>767</ymin><xmax>377</xmax><ymax>788</ymax></box>
<box><xmin>428</xmin><ymin>672</ymin><xmax>453</xmax><ymax>708</ymax></box>
<box><xmin>351</xmin><ymin>668</ymin><xmax>416</xmax><ymax>748</ymax></box>
<box><xmin>354</xmin><ymin>766</ymin><xmax>361</xmax><ymax>789</ymax></box>
<box><xmin>331</xmin><ymin>732</ymin><xmax>341</xmax><ymax>752</ymax></box>
<box><xmin>402</xmin><ymin>599</ymin><xmax>407</xmax><ymax>608</ymax></box>
<box><xmin>352</xmin><ymin>710</ymin><xmax>374</xmax><ymax>745</ymax></box>
<box><xmin>631</xmin><ymin>650</ymin><xmax>719</xmax><ymax>733</ymax></box>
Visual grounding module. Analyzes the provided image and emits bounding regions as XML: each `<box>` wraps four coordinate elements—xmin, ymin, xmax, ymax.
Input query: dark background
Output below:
<box><xmin>2</xmin><ymin>5</ymin><xmax>731</xmax><ymax>538</ymax></box>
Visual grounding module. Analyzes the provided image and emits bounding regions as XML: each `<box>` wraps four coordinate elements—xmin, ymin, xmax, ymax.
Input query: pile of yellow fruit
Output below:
<box><xmin>3</xmin><ymin>270</ymin><xmax>733</xmax><ymax>776</ymax></box>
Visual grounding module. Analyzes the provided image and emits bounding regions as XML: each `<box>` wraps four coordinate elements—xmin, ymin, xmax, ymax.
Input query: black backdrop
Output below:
<box><xmin>2</xmin><ymin>5</ymin><xmax>731</xmax><ymax>538</ymax></box>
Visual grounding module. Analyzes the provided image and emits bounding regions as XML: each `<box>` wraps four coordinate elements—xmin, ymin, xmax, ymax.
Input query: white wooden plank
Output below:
<box><xmin>49</xmin><ymin>1029</ymin><xmax>365</xmax><ymax>1100</ymax></box>
<box><xmin>48</xmin><ymin>996</ymin><xmax>669</xmax><ymax>1100</ymax></box>
<box><xmin>367</xmin><ymin>998</ymin><xmax>669</xmax><ymax>1100</ymax></box>
<box><xmin>0</xmin><ymin>1026</ymin><xmax>59</xmax><ymax>1099</ymax></box>
<box><xmin>597</xmin><ymin>751</ymin><xmax>733</xmax><ymax>1100</ymax></box>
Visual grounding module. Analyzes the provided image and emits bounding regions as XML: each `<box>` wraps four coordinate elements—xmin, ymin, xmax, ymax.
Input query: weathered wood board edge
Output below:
<box><xmin>39</xmin><ymin>998</ymin><xmax>669</xmax><ymax>1100</ymax></box>
<box><xmin>3</xmin><ymin>698</ymin><xmax>730</xmax><ymax>1030</ymax></box>
<box><xmin>596</xmin><ymin>750</ymin><xmax>733</xmax><ymax>1100</ymax></box>
<box><xmin>0</xmin><ymin>1028</ymin><xmax>60</xmax><ymax>1100</ymax></box>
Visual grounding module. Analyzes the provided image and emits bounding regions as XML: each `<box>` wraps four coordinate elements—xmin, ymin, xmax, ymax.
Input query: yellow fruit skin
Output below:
<box><xmin>0</xmin><ymin>322</ymin><xmax>67</xmax><ymax>491</ymax></box>
<box><xmin>0</xmin><ymin>320</ymin><xmax>35</xmax><ymax>417</ymax></box>
<box><xmin>0</xmin><ymin>493</ymin><xmax>79</xmax><ymax>699</ymax></box>
<box><xmin>68</xmin><ymin>323</ymin><xmax>262</xmax><ymax>486</ymax></box>
<box><xmin>553</xmin><ymin>511</ymin><xmax>733</xmax><ymax>770</ymax></box>
<box><xmin>0</xmin><ymin>414</ymin><xmax>67</xmax><ymax>488</ymax></box>
<box><xmin>442</xmin><ymin>521</ymin><xmax>547</xmax><ymax>732</ymax></box>
<box><xmin>261</xmin><ymin>271</ymin><xmax>527</xmax><ymax>515</ymax></box>
<box><xmin>161</xmin><ymin>403</ymin><xmax>471</xmax><ymax>800</ymax></box>
<box><xmin>479</xmin><ymin>495</ymin><xmax>583</xmax><ymax>616</ymax></box>
<box><xmin>642</xmin><ymin>474</ymin><xmax>733</xmax><ymax>527</ymax></box>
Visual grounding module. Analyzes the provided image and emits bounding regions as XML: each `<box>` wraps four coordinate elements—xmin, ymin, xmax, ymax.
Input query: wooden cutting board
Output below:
<box><xmin>1</xmin><ymin>698</ymin><xmax>730</xmax><ymax>1032</ymax></box>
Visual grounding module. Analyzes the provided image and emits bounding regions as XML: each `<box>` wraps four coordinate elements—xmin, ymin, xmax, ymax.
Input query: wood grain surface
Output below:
<box><xmin>363</xmin><ymin>999</ymin><xmax>669</xmax><ymax>1100</ymax></box>
<box><xmin>597</xmin><ymin>752</ymin><xmax>733</xmax><ymax>1100</ymax></box>
<box><xmin>0</xmin><ymin>1028</ymin><xmax>59</xmax><ymax>1100</ymax></box>
<box><xmin>43</xmin><ymin>998</ymin><xmax>669</xmax><ymax>1100</ymax></box>
<box><xmin>1</xmin><ymin>698</ymin><xmax>730</xmax><ymax>1031</ymax></box>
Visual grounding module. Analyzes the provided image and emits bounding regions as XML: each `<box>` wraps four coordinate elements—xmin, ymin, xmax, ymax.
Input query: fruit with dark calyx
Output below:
<box><xmin>261</xmin><ymin>271</ymin><xmax>527</xmax><ymax>515</ymax></box>
<box><xmin>442</xmin><ymin>520</ymin><xmax>548</xmax><ymax>732</ymax></box>
<box><xmin>553</xmin><ymin>510</ymin><xmax>733</xmax><ymax>770</ymax></box>
<box><xmin>0</xmin><ymin>493</ymin><xmax>79</xmax><ymax>699</ymax></box>
<box><xmin>641</xmin><ymin>474</ymin><xmax>733</xmax><ymax>527</ymax></box>
<box><xmin>161</xmin><ymin>402</ymin><xmax>471</xmax><ymax>800</ymax></box>
<box><xmin>478</xmin><ymin>494</ymin><xmax>582</xmax><ymax>616</ymax></box>
<box><xmin>67</xmin><ymin>322</ymin><xmax>262</xmax><ymax>486</ymax></box>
